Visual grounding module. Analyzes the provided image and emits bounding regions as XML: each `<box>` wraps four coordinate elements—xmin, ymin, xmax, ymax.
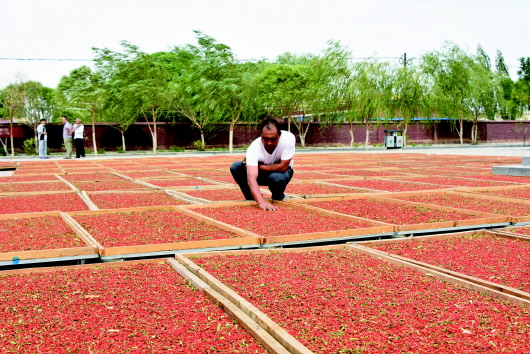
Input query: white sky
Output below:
<box><xmin>1</xmin><ymin>0</ymin><xmax>529</xmax><ymax>88</ymax></box>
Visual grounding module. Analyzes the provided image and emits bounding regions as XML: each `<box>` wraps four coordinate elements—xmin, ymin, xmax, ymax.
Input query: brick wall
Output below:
<box><xmin>2</xmin><ymin>120</ymin><xmax>530</xmax><ymax>152</ymax></box>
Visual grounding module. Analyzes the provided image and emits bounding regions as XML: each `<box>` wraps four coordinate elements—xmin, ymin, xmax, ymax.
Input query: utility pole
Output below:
<box><xmin>399</xmin><ymin>53</ymin><xmax>413</xmax><ymax>67</ymax></box>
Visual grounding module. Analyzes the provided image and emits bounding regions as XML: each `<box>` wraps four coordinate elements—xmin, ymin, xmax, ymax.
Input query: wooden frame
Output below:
<box><xmin>175</xmin><ymin>243</ymin><xmax>530</xmax><ymax>353</ymax></box>
<box><xmin>378</xmin><ymin>189</ymin><xmax>530</xmax><ymax>223</ymax></box>
<box><xmin>179</xmin><ymin>200</ymin><xmax>394</xmax><ymax>244</ymax></box>
<box><xmin>353</xmin><ymin>229</ymin><xmax>530</xmax><ymax>303</ymax></box>
<box><xmin>0</xmin><ymin>211</ymin><xmax>98</xmax><ymax>262</ymax></box>
<box><xmin>285</xmin><ymin>194</ymin><xmax>507</xmax><ymax>232</ymax></box>
<box><xmin>66</xmin><ymin>205</ymin><xmax>262</xmax><ymax>256</ymax></box>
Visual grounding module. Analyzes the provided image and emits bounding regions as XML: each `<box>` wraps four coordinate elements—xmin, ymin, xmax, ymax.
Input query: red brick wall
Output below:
<box><xmin>3</xmin><ymin>121</ymin><xmax>530</xmax><ymax>152</ymax></box>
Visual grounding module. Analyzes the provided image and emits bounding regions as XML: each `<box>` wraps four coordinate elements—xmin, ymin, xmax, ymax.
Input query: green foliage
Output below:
<box><xmin>97</xmin><ymin>148</ymin><xmax>105</xmax><ymax>154</ymax></box>
<box><xmin>191</xmin><ymin>140</ymin><xmax>205</xmax><ymax>151</ymax></box>
<box><xmin>22</xmin><ymin>138</ymin><xmax>38</xmax><ymax>155</ymax></box>
<box><xmin>117</xmin><ymin>146</ymin><xmax>125</xmax><ymax>153</ymax></box>
<box><xmin>4</xmin><ymin>35</ymin><xmax>528</xmax><ymax>149</ymax></box>
<box><xmin>169</xmin><ymin>146</ymin><xmax>185</xmax><ymax>152</ymax></box>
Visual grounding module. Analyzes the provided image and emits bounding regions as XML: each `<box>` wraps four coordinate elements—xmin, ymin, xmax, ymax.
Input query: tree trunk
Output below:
<box><xmin>0</xmin><ymin>138</ymin><xmax>8</xmax><ymax>156</ymax></box>
<box><xmin>9</xmin><ymin>117</ymin><xmax>14</xmax><ymax>158</ymax></box>
<box><xmin>34</xmin><ymin>126</ymin><xmax>38</xmax><ymax>154</ymax></box>
<box><xmin>91</xmin><ymin>108</ymin><xmax>98</xmax><ymax>156</ymax></box>
<box><xmin>364</xmin><ymin>120</ymin><xmax>370</xmax><ymax>150</ymax></box>
<box><xmin>229</xmin><ymin>121</ymin><xmax>235</xmax><ymax>153</ymax></box>
<box><xmin>471</xmin><ymin>118</ymin><xmax>478</xmax><ymax>144</ymax></box>
<box><xmin>287</xmin><ymin>118</ymin><xmax>291</xmax><ymax>132</ymax></box>
<box><xmin>403</xmin><ymin>124</ymin><xmax>408</xmax><ymax>149</ymax></box>
<box><xmin>434</xmin><ymin>123</ymin><xmax>438</xmax><ymax>143</ymax></box>
<box><xmin>349</xmin><ymin>123</ymin><xmax>355</xmax><ymax>149</ymax></box>
<box><xmin>459</xmin><ymin>119</ymin><xmax>464</xmax><ymax>145</ymax></box>
<box><xmin>121</xmin><ymin>132</ymin><xmax>126</xmax><ymax>152</ymax></box>
<box><xmin>152</xmin><ymin>121</ymin><xmax>158</xmax><ymax>154</ymax></box>
<box><xmin>299</xmin><ymin>133</ymin><xmax>306</xmax><ymax>148</ymax></box>
<box><xmin>200</xmin><ymin>131</ymin><xmax>206</xmax><ymax>150</ymax></box>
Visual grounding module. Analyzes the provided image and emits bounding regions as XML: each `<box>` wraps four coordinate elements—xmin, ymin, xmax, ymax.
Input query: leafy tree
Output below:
<box><xmin>516</xmin><ymin>57</ymin><xmax>530</xmax><ymax>110</ymax></box>
<box><xmin>57</xmin><ymin>66</ymin><xmax>105</xmax><ymax>155</ymax></box>
<box><xmin>23</xmin><ymin>81</ymin><xmax>55</xmax><ymax>153</ymax></box>
<box><xmin>100</xmin><ymin>91</ymin><xmax>138</xmax><ymax>152</ymax></box>
<box><xmin>466</xmin><ymin>47</ymin><xmax>499</xmax><ymax>143</ymax></box>
<box><xmin>346</xmin><ymin>61</ymin><xmax>392</xmax><ymax>149</ymax></box>
<box><xmin>258</xmin><ymin>61</ymin><xmax>311</xmax><ymax>146</ymax></box>
<box><xmin>169</xmin><ymin>32</ymin><xmax>233</xmax><ymax>150</ymax></box>
<box><xmin>422</xmin><ymin>43</ymin><xmax>475</xmax><ymax>145</ymax></box>
<box><xmin>389</xmin><ymin>65</ymin><xmax>427</xmax><ymax>147</ymax></box>
<box><xmin>496</xmin><ymin>50</ymin><xmax>523</xmax><ymax>120</ymax></box>
<box><xmin>94</xmin><ymin>42</ymin><xmax>172</xmax><ymax>153</ymax></box>
<box><xmin>217</xmin><ymin>61</ymin><xmax>265</xmax><ymax>153</ymax></box>
<box><xmin>0</xmin><ymin>82</ymin><xmax>26</xmax><ymax>157</ymax></box>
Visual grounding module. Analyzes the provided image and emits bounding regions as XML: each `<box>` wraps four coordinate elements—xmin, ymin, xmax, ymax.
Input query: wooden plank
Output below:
<box><xmin>78</xmin><ymin>190</ymin><xmax>99</xmax><ymax>210</ymax></box>
<box><xmin>263</xmin><ymin>225</ymin><xmax>394</xmax><ymax>244</ymax></box>
<box><xmin>0</xmin><ymin>246</ymin><xmax>97</xmax><ymax>262</ymax></box>
<box><xmin>0</xmin><ymin>210</ymin><xmax>62</xmax><ymax>220</ymax></box>
<box><xmin>61</xmin><ymin>212</ymin><xmax>105</xmax><ymax>252</ymax></box>
<box><xmin>167</xmin><ymin>258</ymin><xmax>292</xmax><ymax>354</ymax></box>
<box><xmin>59</xmin><ymin>211</ymin><xmax>101</xmax><ymax>249</ymax></box>
<box><xmin>0</xmin><ymin>189</ymin><xmax>77</xmax><ymax>197</ymax></box>
<box><xmin>0</xmin><ymin>258</ymin><xmax>164</xmax><ymax>275</ymax></box>
<box><xmin>175</xmin><ymin>254</ymin><xmax>312</xmax><ymax>354</ymax></box>
<box><xmin>99</xmin><ymin>236</ymin><xmax>260</xmax><ymax>257</ymax></box>
<box><xmin>54</xmin><ymin>174</ymin><xmax>80</xmax><ymax>192</ymax></box>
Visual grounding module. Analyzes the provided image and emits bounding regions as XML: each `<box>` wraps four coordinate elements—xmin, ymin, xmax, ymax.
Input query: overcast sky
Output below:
<box><xmin>1</xmin><ymin>0</ymin><xmax>529</xmax><ymax>88</ymax></box>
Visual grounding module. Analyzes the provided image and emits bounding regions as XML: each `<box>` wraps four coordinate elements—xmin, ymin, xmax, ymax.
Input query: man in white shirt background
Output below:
<box><xmin>230</xmin><ymin>118</ymin><xmax>295</xmax><ymax>211</ymax></box>
<box><xmin>36</xmin><ymin>119</ymin><xmax>49</xmax><ymax>159</ymax></box>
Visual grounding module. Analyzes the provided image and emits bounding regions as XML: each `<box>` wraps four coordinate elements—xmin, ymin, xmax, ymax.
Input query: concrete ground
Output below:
<box><xmin>1</xmin><ymin>144</ymin><xmax>529</xmax><ymax>163</ymax></box>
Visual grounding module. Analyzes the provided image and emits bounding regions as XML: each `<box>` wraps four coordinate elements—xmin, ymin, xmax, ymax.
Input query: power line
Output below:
<box><xmin>0</xmin><ymin>58</ymin><xmax>93</xmax><ymax>62</ymax></box>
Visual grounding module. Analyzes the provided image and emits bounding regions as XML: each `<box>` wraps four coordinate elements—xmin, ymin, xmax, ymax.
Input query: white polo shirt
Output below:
<box><xmin>245</xmin><ymin>130</ymin><xmax>296</xmax><ymax>167</ymax></box>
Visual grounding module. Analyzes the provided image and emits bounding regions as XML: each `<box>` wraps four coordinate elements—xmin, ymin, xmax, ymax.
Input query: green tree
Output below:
<box><xmin>389</xmin><ymin>65</ymin><xmax>427</xmax><ymax>148</ymax></box>
<box><xmin>516</xmin><ymin>57</ymin><xmax>530</xmax><ymax>110</ymax></box>
<box><xmin>218</xmin><ymin>61</ymin><xmax>265</xmax><ymax>153</ymax></box>
<box><xmin>258</xmin><ymin>61</ymin><xmax>310</xmax><ymax>146</ymax></box>
<box><xmin>346</xmin><ymin>61</ymin><xmax>392</xmax><ymax>149</ymax></box>
<box><xmin>422</xmin><ymin>43</ymin><xmax>475</xmax><ymax>145</ymax></box>
<box><xmin>23</xmin><ymin>81</ymin><xmax>56</xmax><ymax>153</ymax></box>
<box><xmin>0</xmin><ymin>82</ymin><xmax>26</xmax><ymax>157</ymax></box>
<box><xmin>94</xmin><ymin>42</ymin><xmax>172</xmax><ymax>153</ymax></box>
<box><xmin>57</xmin><ymin>66</ymin><xmax>105</xmax><ymax>155</ymax></box>
<box><xmin>169</xmin><ymin>32</ymin><xmax>232</xmax><ymax>150</ymax></box>
<box><xmin>496</xmin><ymin>50</ymin><xmax>523</xmax><ymax>120</ymax></box>
<box><xmin>469</xmin><ymin>47</ymin><xmax>501</xmax><ymax>143</ymax></box>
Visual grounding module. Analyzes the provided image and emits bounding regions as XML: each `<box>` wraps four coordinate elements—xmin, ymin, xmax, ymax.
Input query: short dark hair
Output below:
<box><xmin>40</xmin><ymin>119</ymin><xmax>46</xmax><ymax>123</ymax></box>
<box><xmin>259</xmin><ymin>118</ymin><xmax>281</xmax><ymax>135</ymax></box>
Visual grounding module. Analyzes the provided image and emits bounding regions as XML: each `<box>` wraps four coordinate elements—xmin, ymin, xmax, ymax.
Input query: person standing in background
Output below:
<box><xmin>61</xmin><ymin>116</ymin><xmax>73</xmax><ymax>159</ymax></box>
<box><xmin>36</xmin><ymin>119</ymin><xmax>49</xmax><ymax>159</ymax></box>
<box><xmin>73</xmin><ymin>118</ymin><xmax>86</xmax><ymax>158</ymax></box>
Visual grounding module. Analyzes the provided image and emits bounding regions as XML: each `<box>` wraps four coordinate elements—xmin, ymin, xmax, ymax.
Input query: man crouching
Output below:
<box><xmin>230</xmin><ymin>118</ymin><xmax>295</xmax><ymax>211</ymax></box>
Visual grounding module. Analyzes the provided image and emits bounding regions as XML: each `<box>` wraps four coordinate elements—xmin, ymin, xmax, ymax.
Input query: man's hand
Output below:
<box><xmin>258</xmin><ymin>201</ymin><xmax>278</xmax><ymax>211</ymax></box>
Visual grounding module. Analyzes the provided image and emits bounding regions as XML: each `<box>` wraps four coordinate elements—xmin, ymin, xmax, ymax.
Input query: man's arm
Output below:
<box><xmin>257</xmin><ymin>159</ymin><xmax>291</xmax><ymax>173</ymax></box>
<box><xmin>246</xmin><ymin>165</ymin><xmax>278</xmax><ymax>211</ymax></box>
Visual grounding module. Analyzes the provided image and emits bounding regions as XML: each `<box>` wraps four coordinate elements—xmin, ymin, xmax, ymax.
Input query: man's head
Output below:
<box><xmin>75</xmin><ymin>119</ymin><xmax>81</xmax><ymax>124</ymax></box>
<box><xmin>259</xmin><ymin>118</ymin><xmax>281</xmax><ymax>154</ymax></box>
<box><xmin>40</xmin><ymin>119</ymin><xmax>46</xmax><ymax>125</ymax></box>
<box><xmin>61</xmin><ymin>116</ymin><xmax>67</xmax><ymax>124</ymax></box>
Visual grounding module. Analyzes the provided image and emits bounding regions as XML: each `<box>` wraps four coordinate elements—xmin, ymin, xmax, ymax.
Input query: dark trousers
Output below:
<box><xmin>75</xmin><ymin>138</ymin><xmax>85</xmax><ymax>158</ymax></box>
<box><xmin>230</xmin><ymin>161</ymin><xmax>294</xmax><ymax>201</ymax></box>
